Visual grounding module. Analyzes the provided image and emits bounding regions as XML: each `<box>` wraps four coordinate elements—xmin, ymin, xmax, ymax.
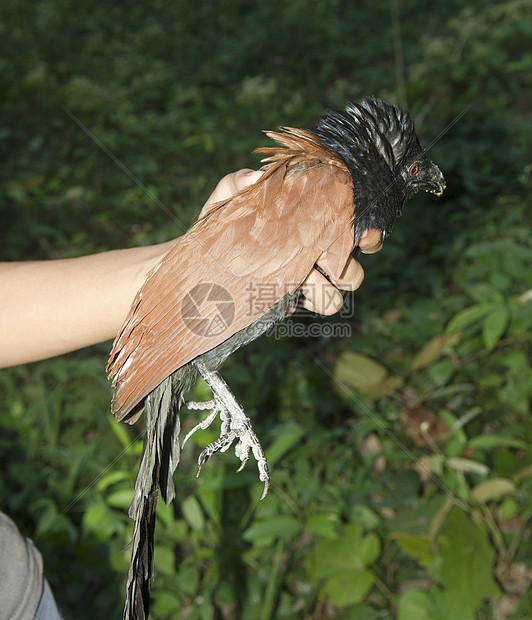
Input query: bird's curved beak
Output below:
<box><xmin>428</xmin><ymin>166</ymin><xmax>446</xmax><ymax>196</ymax></box>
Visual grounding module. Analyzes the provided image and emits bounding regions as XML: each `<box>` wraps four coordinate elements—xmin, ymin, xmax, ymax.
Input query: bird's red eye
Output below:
<box><xmin>409</xmin><ymin>164</ymin><xmax>419</xmax><ymax>176</ymax></box>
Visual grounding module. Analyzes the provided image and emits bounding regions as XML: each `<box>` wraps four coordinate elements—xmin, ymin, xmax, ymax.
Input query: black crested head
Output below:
<box><xmin>312</xmin><ymin>97</ymin><xmax>446</xmax><ymax>241</ymax></box>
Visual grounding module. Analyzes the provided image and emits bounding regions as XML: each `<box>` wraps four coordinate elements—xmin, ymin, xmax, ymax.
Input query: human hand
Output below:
<box><xmin>199</xmin><ymin>169</ymin><xmax>264</xmax><ymax>218</ymax></box>
<box><xmin>300</xmin><ymin>229</ymin><xmax>382</xmax><ymax>315</ymax></box>
<box><xmin>200</xmin><ymin>169</ymin><xmax>383</xmax><ymax>316</ymax></box>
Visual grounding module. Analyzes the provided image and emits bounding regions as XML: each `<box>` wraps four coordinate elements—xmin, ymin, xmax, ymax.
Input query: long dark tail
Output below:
<box><xmin>123</xmin><ymin>375</ymin><xmax>182</xmax><ymax>620</ymax></box>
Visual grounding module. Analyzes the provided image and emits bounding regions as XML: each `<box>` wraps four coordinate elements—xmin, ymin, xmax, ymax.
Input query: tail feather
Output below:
<box><xmin>123</xmin><ymin>376</ymin><xmax>183</xmax><ymax>620</ymax></box>
<box><xmin>255</xmin><ymin>127</ymin><xmax>343</xmax><ymax>168</ymax></box>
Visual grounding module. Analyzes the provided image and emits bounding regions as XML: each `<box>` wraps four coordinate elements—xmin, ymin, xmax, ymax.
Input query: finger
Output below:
<box><xmin>358</xmin><ymin>228</ymin><xmax>383</xmax><ymax>254</ymax></box>
<box><xmin>200</xmin><ymin>169</ymin><xmax>263</xmax><ymax>217</ymax></box>
<box><xmin>233</xmin><ymin>168</ymin><xmax>263</xmax><ymax>192</ymax></box>
<box><xmin>300</xmin><ymin>269</ymin><xmax>344</xmax><ymax>316</ymax></box>
<box><xmin>315</xmin><ymin>254</ymin><xmax>365</xmax><ymax>292</ymax></box>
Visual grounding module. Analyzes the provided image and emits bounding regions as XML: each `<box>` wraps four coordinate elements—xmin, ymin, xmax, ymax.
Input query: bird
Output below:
<box><xmin>106</xmin><ymin>97</ymin><xmax>445</xmax><ymax>619</ymax></box>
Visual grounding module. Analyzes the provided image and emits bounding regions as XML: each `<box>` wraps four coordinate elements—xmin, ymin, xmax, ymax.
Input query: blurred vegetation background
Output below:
<box><xmin>0</xmin><ymin>0</ymin><xmax>531</xmax><ymax>618</ymax></box>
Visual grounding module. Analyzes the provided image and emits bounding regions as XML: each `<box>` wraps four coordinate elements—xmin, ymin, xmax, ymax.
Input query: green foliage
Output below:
<box><xmin>395</xmin><ymin>510</ymin><xmax>500</xmax><ymax>619</ymax></box>
<box><xmin>1</xmin><ymin>0</ymin><xmax>531</xmax><ymax>618</ymax></box>
<box><xmin>308</xmin><ymin>522</ymin><xmax>381</xmax><ymax>607</ymax></box>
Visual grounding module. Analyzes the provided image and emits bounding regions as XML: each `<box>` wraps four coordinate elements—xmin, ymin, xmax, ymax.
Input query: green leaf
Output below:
<box><xmin>431</xmin><ymin>588</ymin><xmax>476</xmax><ymax>620</ymax></box>
<box><xmin>305</xmin><ymin>513</ymin><xmax>339</xmax><ymax>538</ymax></box>
<box><xmin>427</xmin><ymin>359</ymin><xmax>455</xmax><ymax>386</ymax></box>
<box><xmin>95</xmin><ymin>470</ymin><xmax>131</xmax><ymax>493</ymax></box>
<box><xmin>470</xmin><ymin>477</ymin><xmax>516</xmax><ymax>503</ymax></box>
<box><xmin>445</xmin><ymin>457</ymin><xmax>490</xmax><ymax>476</ymax></box>
<box><xmin>465</xmin><ymin>239</ymin><xmax>532</xmax><ymax>261</ymax></box>
<box><xmin>308</xmin><ymin>522</ymin><xmax>380</xmax><ymax>606</ymax></box>
<box><xmin>466</xmin><ymin>283</ymin><xmax>504</xmax><ymax>305</ymax></box>
<box><xmin>309</xmin><ymin>522</ymin><xmax>379</xmax><ymax>579</ymax></box>
<box><xmin>196</xmin><ymin>482</ymin><xmax>221</xmax><ymax>524</ymax></box>
<box><xmin>321</xmin><ymin>568</ymin><xmax>375</xmax><ymax>607</ymax></box>
<box><xmin>152</xmin><ymin>591</ymin><xmax>182</xmax><ymax>617</ymax></box>
<box><xmin>32</xmin><ymin>498</ymin><xmax>73</xmax><ymax>538</ymax></box>
<box><xmin>154</xmin><ymin>545</ymin><xmax>176</xmax><ymax>576</ymax></box>
<box><xmin>389</xmin><ymin>532</ymin><xmax>434</xmax><ymax>572</ymax></box>
<box><xmin>108</xmin><ymin>416</ymin><xmax>138</xmax><ymax>452</ymax></box>
<box><xmin>468</xmin><ymin>434</ymin><xmax>528</xmax><ymax>450</ymax></box>
<box><xmin>350</xmin><ymin>505</ymin><xmax>381</xmax><ymax>530</ymax></box>
<box><xmin>81</xmin><ymin>501</ymin><xmax>107</xmax><ymax>536</ymax></box>
<box><xmin>243</xmin><ymin>515</ymin><xmax>301</xmax><ymax>542</ymax></box>
<box><xmin>446</xmin><ymin>303</ymin><xmax>493</xmax><ymax>333</ymax></box>
<box><xmin>155</xmin><ymin>496</ymin><xmax>176</xmax><ymax>527</ymax></box>
<box><xmin>482</xmin><ymin>305</ymin><xmax>509</xmax><ymax>349</ymax></box>
<box><xmin>106</xmin><ymin>488</ymin><xmax>134</xmax><ymax>509</ymax></box>
<box><xmin>411</xmin><ymin>333</ymin><xmax>459</xmax><ymax>371</ymax></box>
<box><xmin>335</xmin><ymin>351</ymin><xmax>388</xmax><ymax>387</ymax></box>
<box><xmin>358</xmin><ymin>530</ymin><xmax>380</xmax><ymax>565</ymax></box>
<box><xmin>397</xmin><ymin>590</ymin><xmax>433</xmax><ymax>620</ymax></box>
<box><xmin>335</xmin><ymin>351</ymin><xmax>403</xmax><ymax>398</ymax></box>
<box><xmin>499</xmin><ymin>498</ymin><xmax>520</xmax><ymax>520</ymax></box>
<box><xmin>337</xmin><ymin>604</ymin><xmax>382</xmax><ymax>620</ymax></box>
<box><xmin>177</xmin><ymin>566</ymin><xmax>200</xmax><ymax>597</ymax></box>
<box><xmin>439</xmin><ymin>510</ymin><xmax>499</xmax><ymax>607</ymax></box>
<box><xmin>266</xmin><ymin>422</ymin><xmax>306</xmax><ymax>467</ymax></box>
<box><xmin>82</xmin><ymin>501</ymin><xmax>120</xmax><ymax>541</ymax></box>
<box><xmin>182</xmin><ymin>495</ymin><xmax>205</xmax><ymax>531</ymax></box>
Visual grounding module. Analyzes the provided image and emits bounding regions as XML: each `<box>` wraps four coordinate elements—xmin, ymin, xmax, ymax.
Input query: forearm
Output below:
<box><xmin>0</xmin><ymin>242</ymin><xmax>175</xmax><ymax>367</ymax></box>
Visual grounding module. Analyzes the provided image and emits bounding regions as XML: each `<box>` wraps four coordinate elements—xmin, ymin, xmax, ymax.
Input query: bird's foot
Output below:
<box><xmin>186</xmin><ymin>361</ymin><xmax>271</xmax><ymax>499</ymax></box>
<box><xmin>182</xmin><ymin>400</ymin><xmax>222</xmax><ymax>447</ymax></box>
<box><xmin>197</xmin><ymin>408</ymin><xmax>270</xmax><ymax>499</ymax></box>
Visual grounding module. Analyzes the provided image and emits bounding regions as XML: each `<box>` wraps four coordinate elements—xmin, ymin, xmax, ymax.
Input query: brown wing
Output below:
<box><xmin>107</xmin><ymin>158</ymin><xmax>355</xmax><ymax>422</ymax></box>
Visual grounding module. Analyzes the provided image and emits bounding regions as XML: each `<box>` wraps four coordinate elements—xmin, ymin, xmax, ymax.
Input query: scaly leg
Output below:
<box><xmin>183</xmin><ymin>359</ymin><xmax>270</xmax><ymax>499</ymax></box>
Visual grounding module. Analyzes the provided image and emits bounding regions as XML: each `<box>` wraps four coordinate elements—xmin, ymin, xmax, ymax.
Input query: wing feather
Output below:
<box><xmin>108</xmin><ymin>158</ymin><xmax>356</xmax><ymax>422</ymax></box>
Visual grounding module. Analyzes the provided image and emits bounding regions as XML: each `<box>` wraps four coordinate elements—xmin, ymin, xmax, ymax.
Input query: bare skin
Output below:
<box><xmin>0</xmin><ymin>169</ymin><xmax>381</xmax><ymax>368</ymax></box>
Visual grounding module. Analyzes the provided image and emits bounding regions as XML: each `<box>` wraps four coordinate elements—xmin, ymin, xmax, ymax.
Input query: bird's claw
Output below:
<box><xmin>185</xmin><ymin>397</ymin><xmax>270</xmax><ymax>498</ymax></box>
<box><xmin>182</xmin><ymin>400</ymin><xmax>221</xmax><ymax>447</ymax></box>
